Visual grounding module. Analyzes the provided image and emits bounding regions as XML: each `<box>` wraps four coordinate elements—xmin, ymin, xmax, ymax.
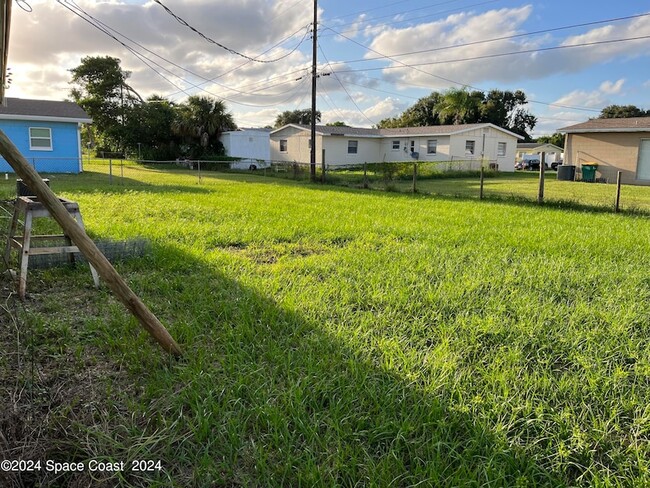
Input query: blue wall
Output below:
<box><xmin>0</xmin><ymin>119</ymin><xmax>81</xmax><ymax>173</ymax></box>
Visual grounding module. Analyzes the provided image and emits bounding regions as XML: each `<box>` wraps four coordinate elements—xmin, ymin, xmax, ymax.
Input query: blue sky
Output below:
<box><xmin>7</xmin><ymin>0</ymin><xmax>650</xmax><ymax>135</ymax></box>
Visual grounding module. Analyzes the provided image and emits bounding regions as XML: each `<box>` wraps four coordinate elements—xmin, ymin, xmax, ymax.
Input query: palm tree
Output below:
<box><xmin>437</xmin><ymin>88</ymin><xmax>483</xmax><ymax>125</ymax></box>
<box><xmin>173</xmin><ymin>96</ymin><xmax>236</xmax><ymax>154</ymax></box>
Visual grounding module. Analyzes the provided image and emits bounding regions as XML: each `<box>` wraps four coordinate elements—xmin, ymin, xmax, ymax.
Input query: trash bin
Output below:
<box><xmin>557</xmin><ymin>165</ymin><xmax>576</xmax><ymax>181</ymax></box>
<box><xmin>581</xmin><ymin>163</ymin><xmax>598</xmax><ymax>183</ymax></box>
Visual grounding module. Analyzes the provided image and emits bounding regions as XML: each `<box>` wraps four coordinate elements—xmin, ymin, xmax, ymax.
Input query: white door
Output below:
<box><xmin>637</xmin><ymin>139</ymin><xmax>650</xmax><ymax>181</ymax></box>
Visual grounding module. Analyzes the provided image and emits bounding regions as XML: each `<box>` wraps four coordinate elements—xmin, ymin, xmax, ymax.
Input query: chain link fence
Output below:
<box><xmin>1</xmin><ymin>157</ymin><xmax>648</xmax><ymax>215</ymax></box>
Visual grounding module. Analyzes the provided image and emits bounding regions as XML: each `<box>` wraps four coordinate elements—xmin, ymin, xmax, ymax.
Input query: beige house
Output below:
<box><xmin>559</xmin><ymin>117</ymin><xmax>650</xmax><ymax>185</ymax></box>
<box><xmin>270</xmin><ymin>123</ymin><xmax>522</xmax><ymax>171</ymax></box>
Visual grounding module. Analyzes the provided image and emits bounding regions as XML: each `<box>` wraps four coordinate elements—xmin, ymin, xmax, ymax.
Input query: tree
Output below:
<box><xmin>378</xmin><ymin>92</ymin><xmax>443</xmax><ymax>128</ymax></box>
<box><xmin>326</xmin><ymin>121</ymin><xmax>348</xmax><ymax>127</ymax></box>
<box><xmin>69</xmin><ymin>56</ymin><xmax>143</xmax><ymax>153</ymax></box>
<box><xmin>536</xmin><ymin>133</ymin><xmax>564</xmax><ymax>148</ymax></box>
<box><xmin>599</xmin><ymin>105</ymin><xmax>649</xmax><ymax>119</ymax></box>
<box><xmin>172</xmin><ymin>95</ymin><xmax>237</xmax><ymax>157</ymax></box>
<box><xmin>437</xmin><ymin>88</ymin><xmax>483</xmax><ymax>125</ymax></box>
<box><xmin>123</xmin><ymin>95</ymin><xmax>178</xmax><ymax>159</ymax></box>
<box><xmin>274</xmin><ymin>109</ymin><xmax>321</xmax><ymax>127</ymax></box>
<box><xmin>378</xmin><ymin>88</ymin><xmax>537</xmax><ymax>140</ymax></box>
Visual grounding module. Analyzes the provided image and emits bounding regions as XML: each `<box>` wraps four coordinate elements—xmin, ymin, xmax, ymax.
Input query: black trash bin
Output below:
<box><xmin>557</xmin><ymin>165</ymin><xmax>576</xmax><ymax>181</ymax></box>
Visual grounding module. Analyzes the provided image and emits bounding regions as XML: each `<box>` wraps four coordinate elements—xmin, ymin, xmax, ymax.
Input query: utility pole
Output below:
<box><xmin>310</xmin><ymin>0</ymin><xmax>318</xmax><ymax>182</ymax></box>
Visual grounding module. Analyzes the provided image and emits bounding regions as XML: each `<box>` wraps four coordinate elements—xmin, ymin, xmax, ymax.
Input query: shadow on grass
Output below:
<box><xmin>1</xmin><ymin>242</ymin><xmax>564</xmax><ymax>487</ymax></box>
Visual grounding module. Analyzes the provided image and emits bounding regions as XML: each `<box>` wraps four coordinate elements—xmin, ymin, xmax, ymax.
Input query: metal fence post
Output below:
<box><xmin>120</xmin><ymin>159</ymin><xmax>124</xmax><ymax>183</ymax></box>
<box><xmin>109</xmin><ymin>158</ymin><xmax>113</xmax><ymax>184</ymax></box>
<box><xmin>479</xmin><ymin>164</ymin><xmax>484</xmax><ymax>200</ymax></box>
<box><xmin>198</xmin><ymin>159</ymin><xmax>202</xmax><ymax>184</ymax></box>
<box><xmin>615</xmin><ymin>171</ymin><xmax>622</xmax><ymax>213</ymax></box>
<box><xmin>363</xmin><ymin>162</ymin><xmax>368</xmax><ymax>189</ymax></box>
<box><xmin>538</xmin><ymin>152</ymin><xmax>545</xmax><ymax>205</ymax></box>
<box><xmin>412</xmin><ymin>162</ymin><xmax>417</xmax><ymax>193</ymax></box>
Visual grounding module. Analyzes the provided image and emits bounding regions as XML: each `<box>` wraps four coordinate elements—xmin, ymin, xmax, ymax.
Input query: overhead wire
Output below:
<box><xmin>318</xmin><ymin>44</ymin><xmax>376</xmax><ymax>126</ymax></box>
<box><xmin>58</xmin><ymin>1</ymin><xmax>310</xmax><ymax>108</ymax></box>
<box><xmin>328</xmin><ymin>12</ymin><xmax>650</xmax><ymax>65</ymax></box>
<box><xmin>152</xmin><ymin>0</ymin><xmax>305</xmax><ymax>64</ymax></box>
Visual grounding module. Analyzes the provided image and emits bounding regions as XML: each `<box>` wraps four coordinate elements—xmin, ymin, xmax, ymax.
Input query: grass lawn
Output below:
<box><xmin>1</xmin><ymin>165</ymin><xmax>650</xmax><ymax>487</ymax></box>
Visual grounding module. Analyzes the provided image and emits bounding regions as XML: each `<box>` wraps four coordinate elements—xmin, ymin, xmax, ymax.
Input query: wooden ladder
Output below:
<box><xmin>4</xmin><ymin>196</ymin><xmax>100</xmax><ymax>298</ymax></box>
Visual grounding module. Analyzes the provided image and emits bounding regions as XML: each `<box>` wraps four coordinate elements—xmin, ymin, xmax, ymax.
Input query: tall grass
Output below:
<box><xmin>1</xmin><ymin>167</ymin><xmax>649</xmax><ymax>486</ymax></box>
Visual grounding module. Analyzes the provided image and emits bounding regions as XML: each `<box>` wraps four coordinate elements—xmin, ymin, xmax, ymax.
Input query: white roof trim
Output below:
<box><xmin>0</xmin><ymin>114</ymin><xmax>92</xmax><ymax>124</ymax></box>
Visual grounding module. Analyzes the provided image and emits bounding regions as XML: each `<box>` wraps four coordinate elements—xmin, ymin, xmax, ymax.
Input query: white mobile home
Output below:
<box><xmin>270</xmin><ymin>123</ymin><xmax>521</xmax><ymax>171</ymax></box>
<box><xmin>220</xmin><ymin>129</ymin><xmax>270</xmax><ymax>161</ymax></box>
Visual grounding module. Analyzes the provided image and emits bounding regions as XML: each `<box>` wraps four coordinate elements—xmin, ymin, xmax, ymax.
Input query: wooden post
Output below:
<box><xmin>538</xmin><ymin>152</ymin><xmax>545</xmax><ymax>205</ymax></box>
<box><xmin>479</xmin><ymin>163</ymin><xmax>484</xmax><ymax>200</ymax></box>
<box><xmin>0</xmin><ymin>130</ymin><xmax>182</xmax><ymax>356</ymax></box>
<box><xmin>412</xmin><ymin>162</ymin><xmax>417</xmax><ymax>193</ymax></box>
<box><xmin>615</xmin><ymin>171</ymin><xmax>622</xmax><ymax>213</ymax></box>
<box><xmin>363</xmin><ymin>162</ymin><xmax>368</xmax><ymax>189</ymax></box>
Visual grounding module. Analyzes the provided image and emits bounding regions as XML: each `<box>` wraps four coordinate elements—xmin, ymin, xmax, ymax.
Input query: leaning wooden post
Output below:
<box><xmin>0</xmin><ymin>130</ymin><xmax>182</xmax><ymax>357</ymax></box>
<box><xmin>615</xmin><ymin>171</ymin><xmax>622</xmax><ymax>213</ymax></box>
<box><xmin>538</xmin><ymin>152</ymin><xmax>546</xmax><ymax>205</ymax></box>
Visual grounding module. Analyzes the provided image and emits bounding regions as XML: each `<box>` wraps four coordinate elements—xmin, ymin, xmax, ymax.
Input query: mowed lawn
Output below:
<box><xmin>1</xmin><ymin>166</ymin><xmax>650</xmax><ymax>487</ymax></box>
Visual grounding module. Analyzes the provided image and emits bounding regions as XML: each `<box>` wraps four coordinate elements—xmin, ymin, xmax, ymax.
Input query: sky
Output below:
<box><xmin>5</xmin><ymin>0</ymin><xmax>650</xmax><ymax>136</ymax></box>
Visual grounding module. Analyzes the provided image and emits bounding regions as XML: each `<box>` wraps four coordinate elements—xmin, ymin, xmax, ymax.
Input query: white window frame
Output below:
<box><xmin>348</xmin><ymin>140</ymin><xmax>358</xmax><ymax>154</ymax></box>
<box><xmin>497</xmin><ymin>142</ymin><xmax>507</xmax><ymax>157</ymax></box>
<box><xmin>465</xmin><ymin>140</ymin><xmax>475</xmax><ymax>156</ymax></box>
<box><xmin>279</xmin><ymin>139</ymin><xmax>288</xmax><ymax>153</ymax></box>
<box><xmin>392</xmin><ymin>140</ymin><xmax>400</xmax><ymax>151</ymax></box>
<box><xmin>427</xmin><ymin>139</ymin><xmax>437</xmax><ymax>155</ymax></box>
<box><xmin>29</xmin><ymin>127</ymin><xmax>53</xmax><ymax>151</ymax></box>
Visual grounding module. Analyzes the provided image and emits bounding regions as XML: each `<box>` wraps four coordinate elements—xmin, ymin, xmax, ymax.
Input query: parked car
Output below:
<box><xmin>551</xmin><ymin>159</ymin><xmax>563</xmax><ymax>171</ymax></box>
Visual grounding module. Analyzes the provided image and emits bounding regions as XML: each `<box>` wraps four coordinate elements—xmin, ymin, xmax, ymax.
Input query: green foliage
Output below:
<box><xmin>274</xmin><ymin>108</ymin><xmax>321</xmax><ymax>127</ymax></box>
<box><xmin>536</xmin><ymin>132</ymin><xmax>565</xmax><ymax>148</ymax></box>
<box><xmin>379</xmin><ymin>88</ymin><xmax>537</xmax><ymax>140</ymax></box>
<box><xmin>325</xmin><ymin>121</ymin><xmax>349</xmax><ymax>127</ymax></box>
<box><xmin>599</xmin><ymin>104</ymin><xmax>649</xmax><ymax>118</ymax></box>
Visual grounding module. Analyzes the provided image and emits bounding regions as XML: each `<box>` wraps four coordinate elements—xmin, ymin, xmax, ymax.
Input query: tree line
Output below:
<box><xmin>70</xmin><ymin>56</ymin><xmax>236</xmax><ymax>160</ymax></box>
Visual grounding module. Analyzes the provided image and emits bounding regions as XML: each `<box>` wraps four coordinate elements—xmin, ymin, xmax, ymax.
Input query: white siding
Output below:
<box><xmin>220</xmin><ymin>130</ymin><xmax>270</xmax><ymax>160</ymax></box>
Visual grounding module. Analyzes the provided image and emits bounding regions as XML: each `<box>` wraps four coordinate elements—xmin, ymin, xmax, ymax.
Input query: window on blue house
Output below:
<box><xmin>29</xmin><ymin>127</ymin><xmax>52</xmax><ymax>151</ymax></box>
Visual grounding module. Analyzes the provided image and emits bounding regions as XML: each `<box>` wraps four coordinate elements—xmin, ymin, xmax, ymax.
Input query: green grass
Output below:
<box><xmin>1</xmin><ymin>164</ymin><xmax>650</xmax><ymax>487</ymax></box>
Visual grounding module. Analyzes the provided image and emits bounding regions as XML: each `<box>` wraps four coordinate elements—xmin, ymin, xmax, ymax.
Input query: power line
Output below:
<box><xmin>329</xmin><ymin>12</ymin><xmax>650</xmax><ymax>65</ymax></box>
<box><xmin>319</xmin><ymin>44</ymin><xmax>376</xmax><ymax>126</ymax></box>
<box><xmin>59</xmin><ymin>1</ymin><xmax>310</xmax><ymax>108</ymax></box>
<box><xmin>329</xmin><ymin>34</ymin><xmax>650</xmax><ymax>73</ymax></box>
<box><xmin>153</xmin><ymin>0</ymin><xmax>302</xmax><ymax>64</ymax></box>
<box><xmin>324</xmin><ymin>25</ymin><xmax>643</xmax><ymax>112</ymax></box>
<box><xmin>319</xmin><ymin>0</ymin><xmax>502</xmax><ymax>38</ymax></box>
<box><xmin>326</xmin><ymin>0</ymin><xmax>430</xmax><ymax>22</ymax></box>
<box><xmin>66</xmin><ymin>1</ymin><xmax>312</xmax><ymax>100</ymax></box>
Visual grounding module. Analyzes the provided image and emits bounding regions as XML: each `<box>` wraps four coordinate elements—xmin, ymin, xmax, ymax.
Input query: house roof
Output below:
<box><xmin>517</xmin><ymin>142</ymin><xmax>564</xmax><ymax>152</ymax></box>
<box><xmin>559</xmin><ymin>117</ymin><xmax>650</xmax><ymax>133</ymax></box>
<box><xmin>0</xmin><ymin>97</ymin><xmax>91</xmax><ymax>123</ymax></box>
<box><xmin>272</xmin><ymin>123</ymin><xmax>522</xmax><ymax>139</ymax></box>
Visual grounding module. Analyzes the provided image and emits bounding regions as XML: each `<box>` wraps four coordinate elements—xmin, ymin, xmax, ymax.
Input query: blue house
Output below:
<box><xmin>0</xmin><ymin>98</ymin><xmax>91</xmax><ymax>173</ymax></box>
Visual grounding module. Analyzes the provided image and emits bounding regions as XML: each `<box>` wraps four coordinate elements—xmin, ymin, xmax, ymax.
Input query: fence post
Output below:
<box><xmin>293</xmin><ymin>161</ymin><xmax>298</xmax><ymax>180</ymax></box>
<box><xmin>615</xmin><ymin>171</ymin><xmax>622</xmax><ymax>213</ymax></box>
<box><xmin>198</xmin><ymin>159</ymin><xmax>202</xmax><ymax>184</ymax></box>
<box><xmin>321</xmin><ymin>149</ymin><xmax>326</xmax><ymax>183</ymax></box>
<box><xmin>479</xmin><ymin>163</ymin><xmax>484</xmax><ymax>200</ymax></box>
<box><xmin>412</xmin><ymin>162</ymin><xmax>417</xmax><ymax>193</ymax></box>
<box><xmin>109</xmin><ymin>158</ymin><xmax>113</xmax><ymax>184</ymax></box>
<box><xmin>363</xmin><ymin>162</ymin><xmax>368</xmax><ymax>189</ymax></box>
<box><xmin>120</xmin><ymin>159</ymin><xmax>124</xmax><ymax>183</ymax></box>
<box><xmin>538</xmin><ymin>152</ymin><xmax>545</xmax><ymax>205</ymax></box>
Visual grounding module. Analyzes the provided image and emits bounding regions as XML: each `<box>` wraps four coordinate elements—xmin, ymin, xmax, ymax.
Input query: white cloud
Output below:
<box><xmin>363</xmin><ymin>7</ymin><xmax>650</xmax><ymax>88</ymax></box>
<box><xmin>599</xmin><ymin>79</ymin><xmax>625</xmax><ymax>95</ymax></box>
